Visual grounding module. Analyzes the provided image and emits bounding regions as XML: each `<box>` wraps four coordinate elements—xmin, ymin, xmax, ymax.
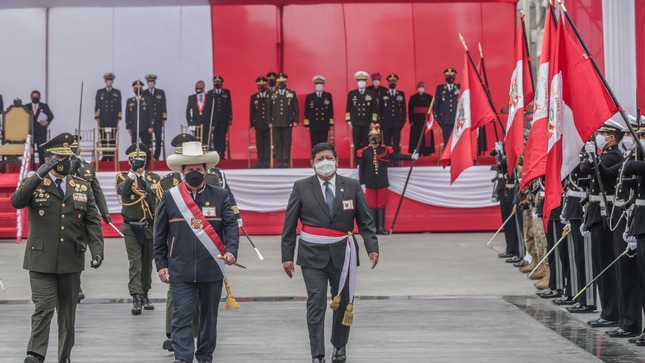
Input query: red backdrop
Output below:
<box><xmin>637</xmin><ymin>0</ymin><xmax>645</xmax><ymax>109</ymax></box>
<box><xmin>210</xmin><ymin>2</ymin><xmax>516</xmax><ymax>163</ymax></box>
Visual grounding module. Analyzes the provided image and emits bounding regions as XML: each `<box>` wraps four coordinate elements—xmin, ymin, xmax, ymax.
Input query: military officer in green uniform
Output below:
<box><xmin>94</xmin><ymin>72</ymin><xmax>122</xmax><ymax>161</ymax></box>
<box><xmin>268</xmin><ymin>73</ymin><xmax>299</xmax><ymax>168</ymax></box>
<box><xmin>116</xmin><ymin>143</ymin><xmax>161</xmax><ymax>315</ymax></box>
<box><xmin>125</xmin><ymin>80</ymin><xmax>154</xmax><ymax>159</ymax></box>
<box><xmin>11</xmin><ymin>132</ymin><xmax>104</xmax><ymax>363</ymax></box>
<box><xmin>250</xmin><ymin>76</ymin><xmax>271</xmax><ymax>168</ymax></box>
<box><xmin>145</xmin><ymin>74</ymin><xmax>168</xmax><ymax>160</ymax></box>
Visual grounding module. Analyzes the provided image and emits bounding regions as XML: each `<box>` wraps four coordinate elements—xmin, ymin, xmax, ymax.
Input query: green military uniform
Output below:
<box><xmin>116</xmin><ymin>143</ymin><xmax>160</xmax><ymax>314</ymax></box>
<box><xmin>11</xmin><ymin>133</ymin><xmax>104</xmax><ymax>363</ymax></box>
<box><xmin>70</xmin><ymin>136</ymin><xmax>109</xmax><ymax>218</ymax></box>
<box><xmin>268</xmin><ymin>73</ymin><xmax>299</xmax><ymax>168</ymax></box>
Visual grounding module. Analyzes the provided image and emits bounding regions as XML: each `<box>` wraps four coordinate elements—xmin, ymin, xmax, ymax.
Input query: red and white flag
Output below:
<box><xmin>543</xmin><ymin>13</ymin><xmax>619</xmax><ymax>228</ymax></box>
<box><xmin>520</xmin><ymin>6</ymin><xmax>556</xmax><ymax>191</ymax></box>
<box><xmin>505</xmin><ymin>14</ymin><xmax>534</xmax><ymax>176</ymax></box>
<box><xmin>441</xmin><ymin>53</ymin><xmax>496</xmax><ymax>183</ymax></box>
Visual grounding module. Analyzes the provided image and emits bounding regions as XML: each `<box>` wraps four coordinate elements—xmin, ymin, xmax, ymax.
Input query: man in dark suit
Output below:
<box><xmin>268</xmin><ymin>73</ymin><xmax>299</xmax><ymax>168</ymax></box>
<box><xmin>26</xmin><ymin>90</ymin><xmax>54</xmax><ymax>167</ymax></box>
<box><xmin>304</xmin><ymin>75</ymin><xmax>334</xmax><ymax>148</ymax></box>
<box><xmin>282</xmin><ymin>142</ymin><xmax>379</xmax><ymax>363</ymax></box>
<box><xmin>434</xmin><ymin>68</ymin><xmax>461</xmax><ymax>144</ymax></box>
<box><xmin>125</xmin><ymin>81</ymin><xmax>154</xmax><ymax>159</ymax></box>
<box><xmin>145</xmin><ymin>74</ymin><xmax>167</xmax><ymax>160</ymax></box>
<box><xmin>208</xmin><ymin>75</ymin><xmax>233</xmax><ymax>158</ymax></box>
<box><xmin>407</xmin><ymin>81</ymin><xmax>434</xmax><ymax>155</ymax></box>
<box><xmin>94</xmin><ymin>72</ymin><xmax>122</xmax><ymax>161</ymax></box>
<box><xmin>346</xmin><ymin>71</ymin><xmax>377</xmax><ymax>156</ymax></box>
<box><xmin>186</xmin><ymin>80</ymin><xmax>212</xmax><ymax>143</ymax></box>
<box><xmin>250</xmin><ymin>76</ymin><xmax>271</xmax><ymax>168</ymax></box>
<box><xmin>379</xmin><ymin>74</ymin><xmax>406</xmax><ymax>155</ymax></box>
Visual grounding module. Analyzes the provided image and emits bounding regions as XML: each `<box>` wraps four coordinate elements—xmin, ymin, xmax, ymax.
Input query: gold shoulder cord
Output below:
<box><xmin>115</xmin><ymin>173</ymin><xmax>153</xmax><ymax>221</ymax></box>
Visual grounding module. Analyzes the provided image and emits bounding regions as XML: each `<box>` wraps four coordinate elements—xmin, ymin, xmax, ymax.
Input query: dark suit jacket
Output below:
<box><xmin>25</xmin><ymin>102</ymin><xmax>54</xmax><ymax>137</ymax></box>
<box><xmin>379</xmin><ymin>90</ymin><xmax>406</xmax><ymax>128</ymax></box>
<box><xmin>208</xmin><ymin>89</ymin><xmax>233</xmax><ymax>124</ymax></box>
<box><xmin>146</xmin><ymin>88</ymin><xmax>167</xmax><ymax>124</ymax></box>
<box><xmin>94</xmin><ymin>87</ymin><xmax>122</xmax><ymax>127</ymax></box>
<box><xmin>345</xmin><ymin>89</ymin><xmax>376</xmax><ymax>126</ymax></box>
<box><xmin>304</xmin><ymin>91</ymin><xmax>334</xmax><ymax>131</ymax></box>
<box><xmin>268</xmin><ymin>89</ymin><xmax>299</xmax><ymax>127</ymax></box>
<box><xmin>434</xmin><ymin>83</ymin><xmax>461</xmax><ymax>126</ymax></box>
<box><xmin>580</xmin><ymin>145</ymin><xmax>623</xmax><ymax>228</ymax></box>
<box><xmin>250</xmin><ymin>92</ymin><xmax>270</xmax><ymax>130</ymax></box>
<box><xmin>186</xmin><ymin>93</ymin><xmax>212</xmax><ymax>127</ymax></box>
<box><xmin>281</xmin><ymin>174</ymin><xmax>378</xmax><ymax>270</ymax></box>
<box><xmin>125</xmin><ymin>96</ymin><xmax>154</xmax><ymax>132</ymax></box>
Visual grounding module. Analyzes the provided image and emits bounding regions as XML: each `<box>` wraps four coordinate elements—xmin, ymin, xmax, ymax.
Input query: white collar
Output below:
<box><xmin>317</xmin><ymin>174</ymin><xmax>336</xmax><ymax>189</ymax></box>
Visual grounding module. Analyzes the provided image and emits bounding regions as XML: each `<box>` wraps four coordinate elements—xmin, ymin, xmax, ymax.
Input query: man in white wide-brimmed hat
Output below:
<box><xmin>154</xmin><ymin>140</ymin><xmax>239</xmax><ymax>363</ymax></box>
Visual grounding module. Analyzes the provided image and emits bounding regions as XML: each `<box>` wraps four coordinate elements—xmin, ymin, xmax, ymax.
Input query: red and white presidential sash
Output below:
<box><xmin>301</xmin><ymin>225</ymin><xmax>357</xmax><ymax>302</ymax></box>
<box><xmin>169</xmin><ymin>182</ymin><xmax>226</xmax><ymax>274</ymax></box>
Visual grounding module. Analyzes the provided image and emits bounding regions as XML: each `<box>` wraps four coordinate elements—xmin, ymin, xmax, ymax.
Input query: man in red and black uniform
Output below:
<box><xmin>357</xmin><ymin>124</ymin><xmax>418</xmax><ymax>235</ymax></box>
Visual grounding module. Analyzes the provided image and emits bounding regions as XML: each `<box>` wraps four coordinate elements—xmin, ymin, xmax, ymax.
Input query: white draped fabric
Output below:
<box><xmin>95</xmin><ymin>166</ymin><xmax>497</xmax><ymax>214</ymax></box>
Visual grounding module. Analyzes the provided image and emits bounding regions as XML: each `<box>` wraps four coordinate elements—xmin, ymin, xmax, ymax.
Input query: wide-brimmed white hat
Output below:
<box><xmin>166</xmin><ymin>141</ymin><xmax>219</xmax><ymax>172</ymax></box>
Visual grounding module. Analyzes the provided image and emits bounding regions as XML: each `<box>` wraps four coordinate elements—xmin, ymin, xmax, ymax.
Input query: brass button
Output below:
<box><xmin>62</xmin><ymin>215</ymin><xmax>65</xmax><ymax>218</ymax></box>
<box><xmin>61</xmin><ymin>203</ymin><xmax>65</xmax><ymax>207</ymax></box>
<box><xmin>60</xmin><ymin>238</ymin><xmax>64</xmax><ymax>242</ymax></box>
<box><xmin>61</xmin><ymin>226</ymin><xmax>64</xmax><ymax>230</ymax></box>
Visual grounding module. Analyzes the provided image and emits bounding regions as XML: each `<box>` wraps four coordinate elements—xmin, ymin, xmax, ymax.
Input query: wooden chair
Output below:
<box><xmin>180</xmin><ymin>124</ymin><xmax>204</xmax><ymax>143</ymax></box>
<box><xmin>74</xmin><ymin>128</ymin><xmax>96</xmax><ymax>162</ymax></box>
<box><xmin>94</xmin><ymin>127</ymin><xmax>119</xmax><ymax>171</ymax></box>
<box><xmin>0</xmin><ymin>101</ymin><xmax>32</xmax><ymax>172</ymax></box>
<box><xmin>247</xmin><ymin>128</ymin><xmax>257</xmax><ymax>168</ymax></box>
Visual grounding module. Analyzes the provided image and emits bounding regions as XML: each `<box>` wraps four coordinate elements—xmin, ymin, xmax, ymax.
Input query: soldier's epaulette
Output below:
<box><xmin>356</xmin><ymin>146</ymin><xmax>369</xmax><ymax>158</ymax></box>
<box><xmin>115</xmin><ymin>172</ymin><xmax>128</xmax><ymax>182</ymax></box>
<box><xmin>385</xmin><ymin>146</ymin><xmax>394</xmax><ymax>154</ymax></box>
<box><xmin>72</xmin><ymin>175</ymin><xmax>89</xmax><ymax>184</ymax></box>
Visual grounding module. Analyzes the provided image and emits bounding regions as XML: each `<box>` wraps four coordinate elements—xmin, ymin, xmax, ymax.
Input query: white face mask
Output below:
<box><xmin>147</xmin><ymin>81</ymin><xmax>155</xmax><ymax>89</ymax></box>
<box><xmin>640</xmin><ymin>139</ymin><xmax>645</xmax><ymax>151</ymax></box>
<box><xmin>417</xmin><ymin>87</ymin><xmax>425</xmax><ymax>94</ymax></box>
<box><xmin>621</xmin><ymin>136</ymin><xmax>636</xmax><ymax>151</ymax></box>
<box><xmin>314</xmin><ymin>159</ymin><xmax>337</xmax><ymax>177</ymax></box>
<box><xmin>595</xmin><ymin>133</ymin><xmax>608</xmax><ymax>150</ymax></box>
<box><xmin>372</xmin><ymin>80</ymin><xmax>380</xmax><ymax>87</ymax></box>
<box><xmin>315</xmin><ymin>84</ymin><xmax>324</xmax><ymax>92</ymax></box>
<box><xmin>105</xmin><ymin>80</ymin><xmax>113</xmax><ymax>88</ymax></box>
<box><xmin>357</xmin><ymin>81</ymin><xmax>366</xmax><ymax>89</ymax></box>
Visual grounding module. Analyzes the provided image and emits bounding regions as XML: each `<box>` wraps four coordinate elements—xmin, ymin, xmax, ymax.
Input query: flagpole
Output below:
<box><xmin>557</xmin><ymin>0</ymin><xmax>645</xmax><ymax>157</ymax></box>
<box><xmin>389</xmin><ymin>98</ymin><xmax>434</xmax><ymax>234</ymax></box>
<box><xmin>520</xmin><ymin>11</ymin><xmax>535</xmax><ymax>92</ymax></box>
<box><xmin>478</xmin><ymin>43</ymin><xmax>500</xmax><ymax>143</ymax></box>
<box><xmin>459</xmin><ymin>34</ymin><xmax>506</xmax><ymax>135</ymax></box>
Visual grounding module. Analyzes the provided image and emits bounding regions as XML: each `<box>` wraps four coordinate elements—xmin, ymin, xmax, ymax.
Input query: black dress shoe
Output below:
<box><xmin>628</xmin><ymin>334</ymin><xmax>644</xmax><ymax>343</ymax></box>
<box><xmin>635</xmin><ymin>337</ymin><xmax>645</xmax><ymax>346</ymax></box>
<box><xmin>332</xmin><ymin>346</ymin><xmax>346</xmax><ymax>363</ymax></box>
<box><xmin>498</xmin><ymin>251</ymin><xmax>514</xmax><ymax>258</ymax></box>
<box><xmin>589</xmin><ymin>318</ymin><xmax>619</xmax><ymax>328</ymax></box>
<box><xmin>567</xmin><ymin>305</ymin><xmax>597</xmax><ymax>314</ymax></box>
<box><xmin>513</xmin><ymin>259</ymin><xmax>529</xmax><ymax>267</ymax></box>
<box><xmin>60</xmin><ymin>359</ymin><xmax>71</xmax><ymax>363</ymax></box>
<box><xmin>606</xmin><ymin>327</ymin><xmax>639</xmax><ymax>338</ymax></box>
<box><xmin>24</xmin><ymin>354</ymin><xmax>43</xmax><ymax>363</ymax></box>
<box><xmin>77</xmin><ymin>289</ymin><xmax>85</xmax><ymax>303</ymax></box>
<box><xmin>505</xmin><ymin>256</ymin><xmax>522</xmax><ymax>263</ymax></box>
<box><xmin>552</xmin><ymin>297</ymin><xmax>575</xmax><ymax>305</ymax></box>
<box><xmin>162</xmin><ymin>339</ymin><xmax>174</xmax><ymax>352</ymax></box>
<box><xmin>537</xmin><ymin>290</ymin><xmax>562</xmax><ymax>299</ymax></box>
<box><xmin>142</xmin><ymin>293</ymin><xmax>155</xmax><ymax>310</ymax></box>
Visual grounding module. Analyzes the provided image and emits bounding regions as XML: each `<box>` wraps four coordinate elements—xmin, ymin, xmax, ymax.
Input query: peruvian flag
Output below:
<box><xmin>505</xmin><ymin>14</ymin><xmax>534</xmax><ymax>176</ymax></box>
<box><xmin>519</xmin><ymin>6</ymin><xmax>556</xmax><ymax>191</ymax></box>
<box><xmin>440</xmin><ymin>53</ymin><xmax>496</xmax><ymax>183</ymax></box>
<box><xmin>542</xmin><ymin>14</ymin><xmax>619</xmax><ymax>228</ymax></box>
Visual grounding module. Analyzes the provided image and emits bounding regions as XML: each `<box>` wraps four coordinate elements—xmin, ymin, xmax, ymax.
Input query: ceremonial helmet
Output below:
<box><xmin>368</xmin><ymin>124</ymin><xmax>383</xmax><ymax>144</ymax></box>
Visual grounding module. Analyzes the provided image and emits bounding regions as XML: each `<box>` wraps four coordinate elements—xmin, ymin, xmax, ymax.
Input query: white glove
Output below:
<box><xmin>531</xmin><ymin>211</ymin><xmax>540</xmax><ymax>220</ymax></box>
<box><xmin>580</xmin><ymin>224</ymin><xmax>590</xmax><ymax>237</ymax></box>
<box><xmin>361</xmin><ymin>184</ymin><xmax>366</xmax><ymax>192</ymax></box>
<box><xmin>411</xmin><ymin>152</ymin><xmax>419</xmax><ymax>160</ymax></box>
<box><xmin>584</xmin><ymin>141</ymin><xmax>597</xmax><ymax>157</ymax></box>
<box><xmin>347</xmin><ymin>121</ymin><xmax>352</xmax><ymax>127</ymax></box>
<box><xmin>237</xmin><ymin>219</ymin><xmax>243</xmax><ymax>228</ymax></box>
<box><xmin>559</xmin><ymin>214</ymin><xmax>568</xmax><ymax>226</ymax></box>
<box><xmin>565</xmin><ymin>222</ymin><xmax>571</xmax><ymax>231</ymax></box>
<box><xmin>494</xmin><ymin>142</ymin><xmax>504</xmax><ymax>154</ymax></box>
<box><xmin>623</xmin><ymin>231</ymin><xmax>631</xmax><ymax>243</ymax></box>
<box><xmin>625</xmin><ymin>234</ymin><xmax>638</xmax><ymax>250</ymax></box>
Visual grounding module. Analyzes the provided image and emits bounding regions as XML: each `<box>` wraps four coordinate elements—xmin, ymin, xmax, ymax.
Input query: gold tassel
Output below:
<box><xmin>329</xmin><ymin>295</ymin><xmax>341</xmax><ymax>310</ymax></box>
<box><xmin>341</xmin><ymin>302</ymin><xmax>353</xmax><ymax>326</ymax></box>
<box><xmin>223</xmin><ymin>276</ymin><xmax>240</xmax><ymax>310</ymax></box>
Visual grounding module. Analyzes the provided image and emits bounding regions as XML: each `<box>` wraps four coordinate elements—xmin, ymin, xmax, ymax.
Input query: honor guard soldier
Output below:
<box><xmin>250</xmin><ymin>76</ymin><xmax>271</xmax><ymax>168</ymax></box>
<box><xmin>126</xmin><ymin>80</ymin><xmax>154</xmax><ymax>159</ymax></box>
<box><xmin>491</xmin><ymin>142</ymin><xmax>521</xmax><ymax>261</ymax></box>
<box><xmin>11</xmin><ymin>133</ymin><xmax>104</xmax><ymax>363</ymax></box>
<box><xmin>580</xmin><ymin>120</ymin><xmax>624</xmax><ymax>329</ymax></box>
<box><xmin>186</xmin><ymin>80</ymin><xmax>212</xmax><ymax>138</ymax></box>
<box><xmin>368</xmin><ymin>72</ymin><xmax>388</xmax><ymax>115</ymax></box>
<box><xmin>145</xmin><ymin>74</ymin><xmax>168</xmax><ymax>160</ymax></box>
<box><xmin>346</xmin><ymin>71</ymin><xmax>377</xmax><ymax>154</ymax></box>
<box><xmin>26</xmin><ymin>90</ymin><xmax>54</xmax><ymax>168</ymax></box>
<box><xmin>379</xmin><ymin>74</ymin><xmax>406</xmax><ymax>155</ymax></box>
<box><xmin>266</xmin><ymin>71</ymin><xmax>278</xmax><ymax>93</ymax></box>
<box><xmin>357</xmin><ymin>124</ymin><xmax>417</xmax><ymax>234</ymax></box>
<box><xmin>304</xmin><ymin>75</ymin><xmax>335</xmax><ymax>148</ymax></box>
<box><xmin>116</xmin><ymin>143</ymin><xmax>161</xmax><ymax>315</ymax></box>
<box><xmin>208</xmin><ymin>75</ymin><xmax>233</xmax><ymax>158</ymax></box>
<box><xmin>434</xmin><ymin>68</ymin><xmax>461</xmax><ymax>144</ymax></box>
<box><xmin>95</xmin><ymin>72</ymin><xmax>122</xmax><ymax>161</ymax></box>
<box><xmin>408</xmin><ymin>81</ymin><xmax>434</xmax><ymax>155</ymax></box>
<box><xmin>268</xmin><ymin>73</ymin><xmax>299</xmax><ymax>168</ymax></box>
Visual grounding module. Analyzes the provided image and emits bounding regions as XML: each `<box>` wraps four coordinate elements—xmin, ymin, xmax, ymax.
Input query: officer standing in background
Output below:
<box><xmin>379</xmin><ymin>74</ymin><xmax>406</xmax><ymax>155</ymax></box>
<box><xmin>434</xmin><ymin>68</ymin><xmax>460</xmax><ymax>144</ymax></box>
<box><xmin>266</xmin><ymin>72</ymin><xmax>278</xmax><ymax>94</ymax></box>
<box><xmin>11</xmin><ymin>133</ymin><xmax>104</xmax><ymax>363</ymax></box>
<box><xmin>304</xmin><ymin>75</ymin><xmax>334</xmax><ymax>148</ymax></box>
<box><xmin>368</xmin><ymin>73</ymin><xmax>388</xmax><ymax>116</ymax></box>
<box><xmin>145</xmin><ymin>74</ymin><xmax>168</xmax><ymax>161</ymax></box>
<box><xmin>116</xmin><ymin>143</ymin><xmax>161</xmax><ymax>316</ymax></box>
<box><xmin>185</xmin><ymin>80</ymin><xmax>212</xmax><ymax>136</ymax></box>
<box><xmin>26</xmin><ymin>90</ymin><xmax>54</xmax><ymax>168</ymax></box>
<box><xmin>346</xmin><ymin>71</ymin><xmax>377</xmax><ymax>155</ymax></box>
<box><xmin>407</xmin><ymin>82</ymin><xmax>434</xmax><ymax>155</ymax></box>
<box><xmin>268</xmin><ymin>73</ymin><xmax>299</xmax><ymax>168</ymax></box>
<box><xmin>94</xmin><ymin>72</ymin><xmax>122</xmax><ymax>161</ymax></box>
<box><xmin>209</xmin><ymin>75</ymin><xmax>233</xmax><ymax>158</ymax></box>
<box><xmin>125</xmin><ymin>81</ymin><xmax>154</xmax><ymax>159</ymax></box>
<box><xmin>250</xmin><ymin>76</ymin><xmax>271</xmax><ymax>168</ymax></box>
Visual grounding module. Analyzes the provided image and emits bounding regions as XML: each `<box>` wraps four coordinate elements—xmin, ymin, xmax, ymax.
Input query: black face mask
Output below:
<box><xmin>369</xmin><ymin>137</ymin><xmax>380</xmax><ymax>145</ymax></box>
<box><xmin>55</xmin><ymin>159</ymin><xmax>71</xmax><ymax>176</ymax></box>
<box><xmin>278</xmin><ymin>83</ymin><xmax>287</xmax><ymax>90</ymax></box>
<box><xmin>32</xmin><ymin>97</ymin><xmax>40</xmax><ymax>103</ymax></box>
<box><xmin>196</xmin><ymin>88</ymin><xmax>203</xmax><ymax>93</ymax></box>
<box><xmin>268</xmin><ymin>80</ymin><xmax>277</xmax><ymax>87</ymax></box>
<box><xmin>445</xmin><ymin>76</ymin><xmax>455</xmax><ymax>84</ymax></box>
<box><xmin>389</xmin><ymin>83</ymin><xmax>396</xmax><ymax>89</ymax></box>
<box><xmin>185</xmin><ymin>170</ymin><xmax>205</xmax><ymax>188</ymax></box>
<box><xmin>259</xmin><ymin>86</ymin><xmax>267</xmax><ymax>92</ymax></box>
<box><xmin>214</xmin><ymin>83</ymin><xmax>222</xmax><ymax>89</ymax></box>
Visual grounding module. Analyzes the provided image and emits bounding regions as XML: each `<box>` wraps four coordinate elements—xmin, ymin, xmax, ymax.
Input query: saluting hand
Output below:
<box><xmin>158</xmin><ymin>268</ymin><xmax>170</xmax><ymax>284</ymax></box>
<box><xmin>369</xmin><ymin>252</ymin><xmax>379</xmax><ymax>269</ymax></box>
<box><xmin>283</xmin><ymin>261</ymin><xmax>295</xmax><ymax>278</ymax></box>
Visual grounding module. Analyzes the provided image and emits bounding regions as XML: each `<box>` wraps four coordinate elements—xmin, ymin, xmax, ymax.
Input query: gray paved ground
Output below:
<box><xmin>0</xmin><ymin>232</ymin><xmax>640</xmax><ymax>362</ymax></box>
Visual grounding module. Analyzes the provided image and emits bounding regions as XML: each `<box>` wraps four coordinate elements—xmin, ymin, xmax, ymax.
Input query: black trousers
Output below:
<box><xmin>610</xmin><ymin>215</ymin><xmax>641</xmax><ymax>333</ymax></box>
<box><xmin>590</xmin><ymin>221</ymin><xmax>620</xmax><ymax>321</ymax></box>
<box><xmin>636</xmin><ymin>235</ymin><xmax>645</xmax><ymax>333</ymax></box>
<box><xmin>499</xmin><ymin>189</ymin><xmax>519</xmax><ymax>257</ymax></box>
<box><xmin>352</xmin><ymin>125</ymin><xmax>369</xmax><ymax>155</ymax></box>
<box><xmin>547</xmin><ymin>220</ymin><xmax>569</xmax><ymax>293</ymax></box>
<box><xmin>274</xmin><ymin>127</ymin><xmax>292</xmax><ymax>168</ymax></box>
<box><xmin>409</xmin><ymin>121</ymin><xmax>435</xmax><ymax>155</ymax></box>
<box><xmin>382</xmin><ymin>126</ymin><xmax>402</xmax><ymax>154</ymax></box>
<box><xmin>439</xmin><ymin>123</ymin><xmax>453</xmax><ymax>144</ymax></box>
<box><xmin>153</xmin><ymin>124</ymin><xmax>164</xmax><ymax>160</ymax></box>
<box><xmin>213</xmin><ymin>122</ymin><xmax>229</xmax><ymax>159</ymax></box>
<box><xmin>568</xmin><ymin>220</ymin><xmax>594</xmax><ymax>305</ymax></box>
<box><xmin>255</xmin><ymin>128</ymin><xmax>270</xmax><ymax>168</ymax></box>
<box><xmin>171</xmin><ymin>279</ymin><xmax>223</xmax><ymax>363</ymax></box>
<box><xmin>310</xmin><ymin>129</ymin><xmax>328</xmax><ymax>149</ymax></box>
<box><xmin>302</xmin><ymin>262</ymin><xmax>351</xmax><ymax>359</ymax></box>
<box><xmin>33</xmin><ymin>133</ymin><xmax>47</xmax><ymax>166</ymax></box>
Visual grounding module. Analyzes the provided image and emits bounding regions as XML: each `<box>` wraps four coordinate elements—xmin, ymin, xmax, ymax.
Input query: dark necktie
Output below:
<box><xmin>324</xmin><ymin>181</ymin><xmax>334</xmax><ymax>215</ymax></box>
<box><xmin>55</xmin><ymin>179</ymin><xmax>64</xmax><ymax>199</ymax></box>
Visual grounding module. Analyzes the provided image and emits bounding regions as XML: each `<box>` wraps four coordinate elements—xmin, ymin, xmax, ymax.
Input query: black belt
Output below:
<box><xmin>123</xmin><ymin>219</ymin><xmax>150</xmax><ymax>227</ymax></box>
